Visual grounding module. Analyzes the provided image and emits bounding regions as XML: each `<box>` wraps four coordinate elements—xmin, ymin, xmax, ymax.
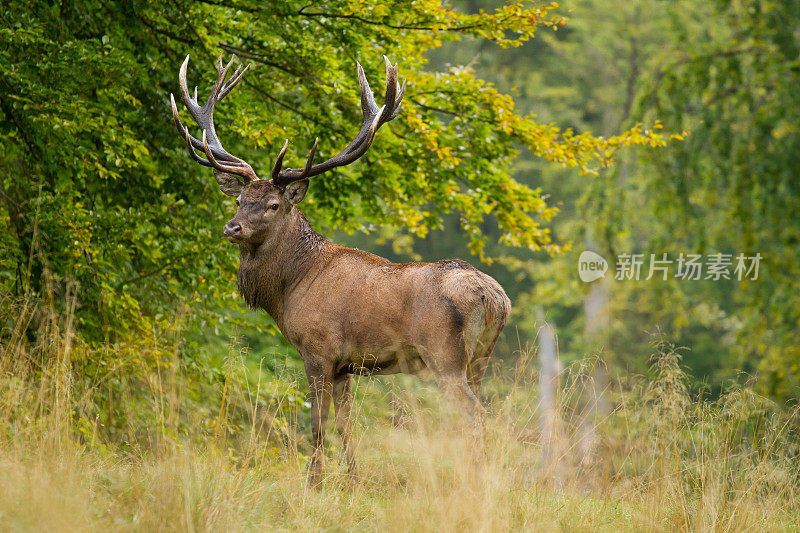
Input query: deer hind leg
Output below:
<box><xmin>428</xmin><ymin>339</ymin><xmax>487</xmax><ymax>427</ymax></box>
<box><xmin>305</xmin><ymin>361</ymin><xmax>333</xmax><ymax>488</ymax></box>
<box><xmin>436</xmin><ymin>373</ymin><xmax>487</xmax><ymax>424</ymax></box>
<box><xmin>467</xmin><ymin>356</ymin><xmax>490</xmax><ymax>399</ymax></box>
<box><xmin>467</xmin><ymin>328</ymin><xmax>501</xmax><ymax>398</ymax></box>
<box><xmin>333</xmin><ymin>373</ymin><xmax>358</xmax><ymax>482</ymax></box>
<box><xmin>423</xmin><ymin>334</ymin><xmax>487</xmax><ymax>466</ymax></box>
<box><xmin>434</xmin><ymin>369</ymin><xmax>488</xmax><ymax>473</ymax></box>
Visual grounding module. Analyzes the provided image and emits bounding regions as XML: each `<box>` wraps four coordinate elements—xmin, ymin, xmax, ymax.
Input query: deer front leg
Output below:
<box><xmin>333</xmin><ymin>374</ymin><xmax>358</xmax><ymax>481</ymax></box>
<box><xmin>304</xmin><ymin>360</ymin><xmax>333</xmax><ymax>488</ymax></box>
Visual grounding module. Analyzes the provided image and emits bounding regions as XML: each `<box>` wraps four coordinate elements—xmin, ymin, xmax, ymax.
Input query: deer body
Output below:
<box><xmin>237</xmin><ymin>207</ymin><xmax>508</xmax><ymax>381</ymax></box>
<box><xmin>171</xmin><ymin>53</ymin><xmax>510</xmax><ymax>485</ymax></box>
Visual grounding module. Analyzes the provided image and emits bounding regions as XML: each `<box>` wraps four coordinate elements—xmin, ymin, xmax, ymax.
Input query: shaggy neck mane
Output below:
<box><xmin>236</xmin><ymin>209</ymin><xmax>327</xmax><ymax>328</ymax></box>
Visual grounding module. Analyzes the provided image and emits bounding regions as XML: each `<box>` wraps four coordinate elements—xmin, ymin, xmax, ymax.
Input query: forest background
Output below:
<box><xmin>1</xmin><ymin>0</ymin><xmax>799</xmax><ymax>530</ymax></box>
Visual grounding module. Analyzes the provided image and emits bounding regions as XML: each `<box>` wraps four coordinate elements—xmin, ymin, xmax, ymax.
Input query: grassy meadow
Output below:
<box><xmin>4</xmin><ymin>1</ymin><xmax>800</xmax><ymax>531</ymax></box>
<box><xmin>1</xmin><ymin>294</ymin><xmax>798</xmax><ymax>532</ymax></box>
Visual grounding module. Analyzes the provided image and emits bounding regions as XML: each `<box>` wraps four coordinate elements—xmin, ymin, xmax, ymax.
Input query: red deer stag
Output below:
<box><xmin>170</xmin><ymin>53</ymin><xmax>511</xmax><ymax>485</ymax></box>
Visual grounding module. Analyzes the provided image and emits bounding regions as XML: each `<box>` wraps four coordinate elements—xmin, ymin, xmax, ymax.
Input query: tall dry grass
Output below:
<box><xmin>1</xmin><ymin>294</ymin><xmax>798</xmax><ymax>532</ymax></box>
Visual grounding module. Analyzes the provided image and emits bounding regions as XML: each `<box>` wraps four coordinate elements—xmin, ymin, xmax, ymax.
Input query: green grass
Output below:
<box><xmin>1</xmin><ymin>298</ymin><xmax>798</xmax><ymax>532</ymax></box>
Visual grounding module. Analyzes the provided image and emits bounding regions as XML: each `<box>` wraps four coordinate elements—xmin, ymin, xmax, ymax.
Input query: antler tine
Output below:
<box><xmin>171</xmin><ymin>93</ymin><xmax>189</xmax><ymax>138</ymax></box>
<box><xmin>271</xmin><ymin>140</ymin><xmax>290</xmax><ymax>180</ymax></box>
<box><xmin>379</xmin><ymin>56</ymin><xmax>397</xmax><ymax>124</ymax></box>
<box><xmin>272</xmin><ymin>58</ymin><xmax>403</xmax><ymax>187</ymax></box>
<box><xmin>352</xmin><ymin>59</ymin><xmax>402</xmax><ymax>148</ymax></box>
<box><xmin>219</xmin><ymin>63</ymin><xmax>250</xmax><ymax>101</ymax></box>
<box><xmin>176</xmin><ymin>55</ymin><xmax>222</xmax><ymax>156</ymax></box>
<box><xmin>183</xmin><ymin>128</ymin><xmax>213</xmax><ymax>167</ymax></box>
<box><xmin>209</xmin><ymin>53</ymin><xmax>235</xmax><ymax>104</ymax></box>
<box><xmin>344</xmin><ymin>60</ymin><xmax>400</xmax><ymax>155</ymax></box>
<box><xmin>357</xmin><ymin>62</ymin><xmax>380</xmax><ymax>118</ymax></box>
<box><xmin>201</xmin><ymin>130</ymin><xmax>258</xmax><ymax>181</ymax></box>
<box><xmin>297</xmin><ymin>138</ymin><xmax>319</xmax><ymax>180</ymax></box>
<box><xmin>178</xmin><ymin>55</ymin><xmax>197</xmax><ymax>107</ymax></box>
<box><xmin>336</xmin><ymin>109</ymin><xmax>382</xmax><ymax>163</ymax></box>
<box><xmin>172</xmin><ymin>53</ymin><xmax>260</xmax><ymax>182</ymax></box>
<box><xmin>201</xmin><ymin>129</ymin><xmax>233</xmax><ymax>172</ymax></box>
<box><xmin>271</xmin><ymin>138</ymin><xmax>319</xmax><ymax>182</ymax></box>
<box><xmin>177</xmin><ymin>54</ymin><xmax>233</xmax><ymax>149</ymax></box>
<box><xmin>172</xmin><ymin>93</ymin><xmax>217</xmax><ymax>166</ymax></box>
<box><xmin>390</xmin><ymin>78</ymin><xmax>406</xmax><ymax>120</ymax></box>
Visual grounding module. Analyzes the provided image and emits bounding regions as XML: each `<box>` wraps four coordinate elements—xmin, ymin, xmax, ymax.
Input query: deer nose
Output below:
<box><xmin>223</xmin><ymin>221</ymin><xmax>242</xmax><ymax>236</ymax></box>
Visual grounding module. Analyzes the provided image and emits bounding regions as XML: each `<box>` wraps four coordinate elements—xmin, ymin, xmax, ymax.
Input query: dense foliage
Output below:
<box><xmin>630</xmin><ymin>0</ymin><xmax>800</xmax><ymax>399</ymax></box>
<box><xmin>2</xmin><ymin>0</ymin><xmax>798</xmax><ymax>410</ymax></box>
<box><xmin>406</xmin><ymin>0</ymin><xmax>800</xmax><ymax>402</ymax></box>
<box><xmin>0</xmin><ymin>0</ymin><xmax>666</xmax><ymax>344</ymax></box>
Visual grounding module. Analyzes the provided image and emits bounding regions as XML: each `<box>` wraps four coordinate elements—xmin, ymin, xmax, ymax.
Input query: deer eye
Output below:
<box><xmin>268</xmin><ymin>204</ymin><xmax>279</xmax><ymax>211</ymax></box>
<box><xmin>235</xmin><ymin>199</ymin><xmax>240</xmax><ymax>206</ymax></box>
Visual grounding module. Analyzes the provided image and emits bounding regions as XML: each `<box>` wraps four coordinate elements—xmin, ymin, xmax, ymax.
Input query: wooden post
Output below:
<box><xmin>579</xmin><ymin>274</ymin><xmax>610</xmax><ymax>469</ymax></box>
<box><xmin>536</xmin><ymin>307</ymin><xmax>562</xmax><ymax>479</ymax></box>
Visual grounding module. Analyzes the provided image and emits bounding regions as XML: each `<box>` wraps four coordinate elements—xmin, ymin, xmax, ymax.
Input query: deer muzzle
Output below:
<box><xmin>223</xmin><ymin>220</ymin><xmax>243</xmax><ymax>242</ymax></box>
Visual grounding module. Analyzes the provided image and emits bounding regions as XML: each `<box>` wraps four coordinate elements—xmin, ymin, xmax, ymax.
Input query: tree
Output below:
<box><xmin>404</xmin><ymin>0</ymin><xmax>800</xmax><ymax>405</ymax></box>
<box><xmin>629</xmin><ymin>0</ymin><xmax>800</xmax><ymax>400</ymax></box>
<box><xmin>0</xmin><ymin>0</ymin><xmax>665</xmax><ymax>345</ymax></box>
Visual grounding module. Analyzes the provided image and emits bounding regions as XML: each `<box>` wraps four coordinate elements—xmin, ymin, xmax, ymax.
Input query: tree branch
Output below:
<box><xmin>192</xmin><ymin>0</ymin><xmax>258</xmax><ymax>13</ymax></box>
<box><xmin>297</xmin><ymin>7</ymin><xmax>484</xmax><ymax>32</ymax></box>
<box><xmin>217</xmin><ymin>43</ymin><xmax>314</xmax><ymax>81</ymax></box>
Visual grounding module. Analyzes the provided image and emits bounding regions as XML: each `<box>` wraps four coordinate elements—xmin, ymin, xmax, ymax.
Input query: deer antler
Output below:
<box><xmin>170</xmin><ymin>53</ymin><xmax>259</xmax><ymax>183</ymax></box>
<box><xmin>272</xmin><ymin>56</ymin><xmax>405</xmax><ymax>187</ymax></box>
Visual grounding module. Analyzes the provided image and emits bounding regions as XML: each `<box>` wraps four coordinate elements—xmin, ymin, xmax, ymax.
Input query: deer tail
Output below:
<box><xmin>480</xmin><ymin>279</ymin><xmax>511</xmax><ymax>329</ymax></box>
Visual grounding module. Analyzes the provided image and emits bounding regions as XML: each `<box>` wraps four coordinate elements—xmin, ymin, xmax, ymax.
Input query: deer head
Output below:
<box><xmin>170</xmin><ymin>53</ymin><xmax>405</xmax><ymax>246</ymax></box>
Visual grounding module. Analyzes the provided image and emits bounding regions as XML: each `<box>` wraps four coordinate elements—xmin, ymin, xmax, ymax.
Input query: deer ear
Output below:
<box><xmin>213</xmin><ymin>170</ymin><xmax>245</xmax><ymax>197</ymax></box>
<box><xmin>284</xmin><ymin>179</ymin><xmax>309</xmax><ymax>205</ymax></box>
